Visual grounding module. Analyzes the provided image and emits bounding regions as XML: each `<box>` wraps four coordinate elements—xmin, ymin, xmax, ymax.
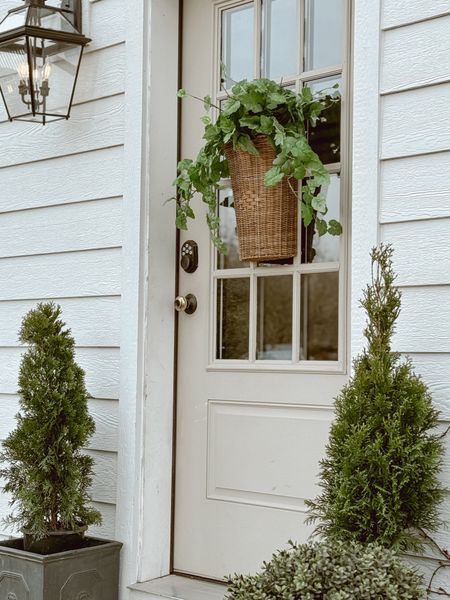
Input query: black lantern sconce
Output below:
<box><xmin>0</xmin><ymin>0</ymin><xmax>91</xmax><ymax>124</ymax></box>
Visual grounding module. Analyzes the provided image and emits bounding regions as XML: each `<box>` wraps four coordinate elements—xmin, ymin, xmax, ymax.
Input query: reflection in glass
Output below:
<box><xmin>300</xmin><ymin>272</ymin><xmax>339</xmax><ymax>361</ymax></box>
<box><xmin>307</xmin><ymin>76</ymin><xmax>341</xmax><ymax>164</ymax></box>
<box><xmin>218</xmin><ymin>188</ymin><xmax>248</xmax><ymax>269</ymax></box>
<box><xmin>305</xmin><ymin>0</ymin><xmax>343</xmax><ymax>71</ymax></box>
<box><xmin>221</xmin><ymin>4</ymin><xmax>254</xmax><ymax>88</ymax></box>
<box><xmin>301</xmin><ymin>173</ymin><xmax>340</xmax><ymax>263</ymax></box>
<box><xmin>257</xmin><ymin>276</ymin><xmax>293</xmax><ymax>360</ymax></box>
<box><xmin>262</xmin><ymin>0</ymin><xmax>298</xmax><ymax>79</ymax></box>
<box><xmin>216</xmin><ymin>278</ymin><xmax>250</xmax><ymax>360</ymax></box>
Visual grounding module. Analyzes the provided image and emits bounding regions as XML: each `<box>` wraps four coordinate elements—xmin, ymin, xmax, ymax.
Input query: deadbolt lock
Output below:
<box><xmin>174</xmin><ymin>294</ymin><xmax>197</xmax><ymax>315</ymax></box>
<box><xmin>181</xmin><ymin>240</ymin><xmax>198</xmax><ymax>273</ymax></box>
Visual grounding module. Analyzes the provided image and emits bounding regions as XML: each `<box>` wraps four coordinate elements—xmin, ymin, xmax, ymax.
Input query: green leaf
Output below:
<box><xmin>267</xmin><ymin>91</ymin><xmax>286</xmax><ymax>109</ymax></box>
<box><xmin>203</xmin><ymin>95</ymin><xmax>212</xmax><ymax>111</ymax></box>
<box><xmin>223</xmin><ymin>99</ymin><xmax>241</xmax><ymax>115</ymax></box>
<box><xmin>239</xmin><ymin>116</ymin><xmax>261</xmax><ymax>130</ymax></box>
<box><xmin>328</xmin><ymin>219</ymin><xmax>343</xmax><ymax>235</ymax></box>
<box><xmin>264</xmin><ymin>167</ymin><xmax>284</xmax><ymax>187</ymax></box>
<box><xmin>301</xmin><ymin>202</ymin><xmax>314</xmax><ymax>227</ymax></box>
<box><xmin>177</xmin><ymin>89</ymin><xmax>187</xmax><ymax>98</ymax></box>
<box><xmin>201</xmin><ymin>115</ymin><xmax>212</xmax><ymax>125</ymax></box>
<box><xmin>237</xmin><ymin>135</ymin><xmax>259</xmax><ymax>156</ymax></box>
<box><xmin>311</xmin><ymin>194</ymin><xmax>327</xmax><ymax>214</ymax></box>
<box><xmin>260</xmin><ymin>115</ymin><xmax>274</xmax><ymax>135</ymax></box>
<box><xmin>177</xmin><ymin>158</ymin><xmax>193</xmax><ymax>172</ymax></box>
<box><xmin>294</xmin><ymin>165</ymin><xmax>306</xmax><ymax>180</ymax></box>
<box><xmin>316</xmin><ymin>218</ymin><xmax>328</xmax><ymax>236</ymax></box>
<box><xmin>175</xmin><ymin>212</ymin><xmax>188</xmax><ymax>230</ymax></box>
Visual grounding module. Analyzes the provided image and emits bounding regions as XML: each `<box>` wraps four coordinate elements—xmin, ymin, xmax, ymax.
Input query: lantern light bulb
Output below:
<box><xmin>17</xmin><ymin>61</ymin><xmax>29</xmax><ymax>80</ymax></box>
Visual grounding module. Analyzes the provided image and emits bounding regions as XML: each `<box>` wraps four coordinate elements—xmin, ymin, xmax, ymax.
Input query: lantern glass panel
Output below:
<box><xmin>0</xmin><ymin>8</ymin><xmax>27</xmax><ymax>34</ymax></box>
<box><xmin>26</xmin><ymin>7</ymin><xmax>79</xmax><ymax>34</ymax></box>
<box><xmin>28</xmin><ymin>36</ymin><xmax>82</xmax><ymax>119</ymax></box>
<box><xmin>0</xmin><ymin>36</ymin><xmax>29</xmax><ymax>120</ymax></box>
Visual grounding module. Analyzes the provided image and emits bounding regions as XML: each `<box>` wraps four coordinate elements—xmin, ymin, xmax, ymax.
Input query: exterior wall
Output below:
<box><xmin>354</xmin><ymin>0</ymin><xmax>450</xmax><ymax>593</ymax></box>
<box><xmin>0</xmin><ymin>0</ymin><xmax>126</xmax><ymax>540</ymax></box>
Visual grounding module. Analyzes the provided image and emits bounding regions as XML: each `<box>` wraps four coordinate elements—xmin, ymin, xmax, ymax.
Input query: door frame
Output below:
<box><xmin>115</xmin><ymin>0</ymin><xmax>382</xmax><ymax>590</ymax></box>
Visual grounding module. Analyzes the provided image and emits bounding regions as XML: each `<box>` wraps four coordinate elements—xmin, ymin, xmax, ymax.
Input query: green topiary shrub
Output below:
<box><xmin>306</xmin><ymin>245</ymin><xmax>445</xmax><ymax>551</ymax></box>
<box><xmin>226</xmin><ymin>539</ymin><xmax>425</xmax><ymax>599</ymax></box>
<box><xmin>0</xmin><ymin>302</ymin><xmax>101</xmax><ymax>538</ymax></box>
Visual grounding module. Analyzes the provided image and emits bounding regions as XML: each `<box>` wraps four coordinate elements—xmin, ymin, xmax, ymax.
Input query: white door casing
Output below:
<box><xmin>175</xmin><ymin>0</ymin><xmax>351</xmax><ymax>580</ymax></box>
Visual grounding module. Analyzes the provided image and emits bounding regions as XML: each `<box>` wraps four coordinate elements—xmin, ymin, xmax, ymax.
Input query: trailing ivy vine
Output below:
<box><xmin>172</xmin><ymin>78</ymin><xmax>341</xmax><ymax>253</ymax></box>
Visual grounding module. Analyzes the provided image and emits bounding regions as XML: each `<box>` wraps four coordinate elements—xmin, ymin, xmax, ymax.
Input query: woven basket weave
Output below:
<box><xmin>224</xmin><ymin>135</ymin><xmax>298</xmax><ymax>262</ymax></box>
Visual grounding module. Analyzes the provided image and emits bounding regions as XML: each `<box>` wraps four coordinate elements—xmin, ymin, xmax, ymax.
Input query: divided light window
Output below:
<box><xmin>213</xmin><ymin>0</ymin><xmax>350</xmax><ymax>369</ymax></box>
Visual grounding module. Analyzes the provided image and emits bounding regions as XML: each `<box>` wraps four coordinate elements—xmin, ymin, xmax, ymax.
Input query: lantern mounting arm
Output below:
<box><xmin>20</xmin><ymin>0</ymin><xmax>82</xmax><ymax>32</ymax></box>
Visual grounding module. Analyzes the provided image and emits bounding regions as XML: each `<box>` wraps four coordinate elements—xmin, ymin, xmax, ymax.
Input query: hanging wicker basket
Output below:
<box><xmin>224</xmin><ymin>135</ymin><xmax>298</xmax><ymax>263</ymax></box>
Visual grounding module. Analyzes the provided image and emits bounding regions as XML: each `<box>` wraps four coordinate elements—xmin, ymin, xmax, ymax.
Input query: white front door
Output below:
<box><xmin>175</xmin><ymin>0</ymin><xmax>350</xmax><ymax>580</ymax></box>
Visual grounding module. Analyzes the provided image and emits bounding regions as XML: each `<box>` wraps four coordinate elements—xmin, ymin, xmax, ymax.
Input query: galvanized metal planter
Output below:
<box><xmin>0</xmin><ymin>536</ymin><xmax>122</xmax><ymax>600</ymax></box>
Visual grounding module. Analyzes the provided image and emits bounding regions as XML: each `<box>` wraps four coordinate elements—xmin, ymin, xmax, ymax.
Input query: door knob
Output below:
<box><xmin>174</xmin><ymin>294</ymin><xmax>197</xmax><ymax>315</ymax></box>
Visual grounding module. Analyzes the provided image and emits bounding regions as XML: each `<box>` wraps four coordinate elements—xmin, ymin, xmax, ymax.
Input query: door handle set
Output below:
<box><xmin>174</xmin><ymin>294</ymin><xmax>197</xmax><ymax>315</ymax></box>
<box><xmin>177</xmin><ymin>240</ymin><xmax>198</xmax><ymax>314</ymax></box>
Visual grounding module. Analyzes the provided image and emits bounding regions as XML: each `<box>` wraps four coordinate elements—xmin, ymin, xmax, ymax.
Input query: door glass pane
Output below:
<box><xmin>307</xmin><ymin>76</ymin><xmax>341</xmax><ymax>164</ymax></box>
<box><xmin>218</xmin><ymin>188</ymin><xmax>248</xmax><ymax>269</ymax></box>
<box><xmin>257</xmin><ymin>276</ymin><xmax>293</xmax><ymax>360</ymax></box>
<box><xmin>304</xmin><ymin>0</ymin><xmax>343</xmax><ymax>71</ymax></box>
<box><xmin>300</xmin><ymin>272</ymin><xmax>339</xmax><ymax>360</ymax></box>
<box><xmin>301</xmin><ymin>173</ymin><xmax>340</xmax><ymax>263</ymax></box>
<box><xmin>217</xmin><ymin>278</ymin><xmax>250</xmax><ymax>359</ymax></box>
<box><xmin>221</xmin><ymin>3</ymin><xmax>254</xmax><ymax>88</ymax></box>
<box><xmin>262</xmin><ymin>0</ymin><xmax>299</xmax><ymax>79</ymax></box>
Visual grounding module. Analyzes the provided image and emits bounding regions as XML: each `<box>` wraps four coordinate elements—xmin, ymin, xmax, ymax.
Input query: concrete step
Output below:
<box><xmin>129</xmin><ymin>575</ymin><xmax>227</xmax><ymax>600</ymax></box>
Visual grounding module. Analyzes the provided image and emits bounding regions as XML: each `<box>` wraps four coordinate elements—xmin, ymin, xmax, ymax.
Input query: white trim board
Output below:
<box><xmin>115</xmin><ymin>0</ymin><xmax>179</xmax><ymax>597</ymax></box>
<box><xmin>350</xmin><ymin>0</ymin><xmax>381</xmax><ymax>358</ymax></box>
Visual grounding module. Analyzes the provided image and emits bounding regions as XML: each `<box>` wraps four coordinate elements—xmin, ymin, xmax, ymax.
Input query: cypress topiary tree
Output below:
<box><xmin>0</xmin><ymin>302</ymin><xmax>101</xmax><ymax>539</ymax></box>
<box><xmin>306</xmin><ymin>244</ymin><xmax>445</xmax><ymax>552</ymax></box>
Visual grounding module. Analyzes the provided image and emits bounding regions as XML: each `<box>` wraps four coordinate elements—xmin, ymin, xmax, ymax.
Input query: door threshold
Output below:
<box><xmin>129</xmin><ymin>575</ymin><xmax>227</xmax><ymax>600</ymax></box>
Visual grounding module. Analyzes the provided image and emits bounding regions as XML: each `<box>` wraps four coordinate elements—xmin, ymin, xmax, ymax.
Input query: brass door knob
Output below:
<box><xmin>174</xmin><ymin>294</ymin><xmax>197</xmax><ymax>315</ymax></box>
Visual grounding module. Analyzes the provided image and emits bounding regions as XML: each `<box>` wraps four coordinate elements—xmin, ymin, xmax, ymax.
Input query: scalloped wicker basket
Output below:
<box><xmin>224</xmin><ymin>135</ymin><xmax>298</xmax><ymax>263</ymax></box>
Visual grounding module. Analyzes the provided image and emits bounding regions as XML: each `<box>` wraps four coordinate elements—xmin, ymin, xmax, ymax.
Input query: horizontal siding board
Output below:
<box><xmin>88</xmin><ymin>502</ymin><xmax>116</xmax><ymax>540</ymax></box>
<box><xmin>84</xmin><ymin>450</ymin><xmax>117</xmax><ymax>504</ymax></box>
<box><xmin>381</xmin><ymin>84</ymin><xmax>450</xmax><ymax>159</ymax></box>
<box><xmin>74</xmin><ymin>43</ymin><xmax>125</xmax><ymax>104</ymax></box>
<box><xmin>382</xmin><ymin>16</ymin><xmax>450</xmax><ymax>92</ymax></box>
<box><xmin>0</xmin><ymin>347</ymin><xmax>120</xmax><ymax>399</ymax></box>
<box><xmin>0</xmin><ymin>396</ymin><xmax>118</xmax><ymax>452</ymax></box>
<box><xmin>380</xmin><ymin>152</ymin><xmax>450</xmax><ymax>222</ymax></box>
<box><xmin>408</xmin><ymin>354</ymin><xmax>450</xmax><ymax>420</ymax></box>
<box><xmin>0</xmin><ymin>248</ymin><xmax>121</xmax><ymax>300</ymax></box>
<box><xmin>394</xmin><ymin>287</ymin><xmax>450</xmax><ymax>353</ymax></box>
<box><xmin>381</xmin><ymin>219</ymin><xmax>450</xmax><ymax>286</ymax></box>
<box><xmin>0</xmin><ymin>296</ymin><xmax>120</xmax><ymax>347</ymax></box>
<box><xmin>382</xmin><ymin>0</ymin><xmax>450</xmax><ymax>29</ymax></box>
<box><xmin>0</xmin><ymin>95</ymin><xmax>124</xmax><ymax>168</ymax></box>
<box><xmin>0</xmin><ymin>198</ymin><xmax>122</xmax><ymax>258</ymax></box>
<box><xmin>0</xmin><ymin>146</ymin><xmax>123</xmax><ymax>214</ymax></box>
<box><xmin>83</xmin><ymin>0</ymin><xmax>126</xmax><ymax>52</ymax></box>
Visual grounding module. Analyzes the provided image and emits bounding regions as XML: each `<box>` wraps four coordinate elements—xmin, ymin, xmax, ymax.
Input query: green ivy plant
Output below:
<box><xmin>173</xmin><ymin>77</ymin><xmax>342</xmax><ymax>253</ymax></box>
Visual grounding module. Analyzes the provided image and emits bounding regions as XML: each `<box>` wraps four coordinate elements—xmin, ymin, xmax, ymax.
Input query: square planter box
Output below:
<box><xmin>0</xmin><ymin>536</ymin><xmax>122</xmax><ymax>600</ymax></box>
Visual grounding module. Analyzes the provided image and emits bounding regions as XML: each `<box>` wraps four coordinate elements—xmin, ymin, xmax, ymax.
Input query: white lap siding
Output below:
<box><xmin>380</xmin><ymin>0</ymin><xmax>450</xmax><ymax>592</ymax></box>
<box><xmin>0</xmin><ymin>0</ymin><xmax>125</xmax><ymax>540</ymax></box>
